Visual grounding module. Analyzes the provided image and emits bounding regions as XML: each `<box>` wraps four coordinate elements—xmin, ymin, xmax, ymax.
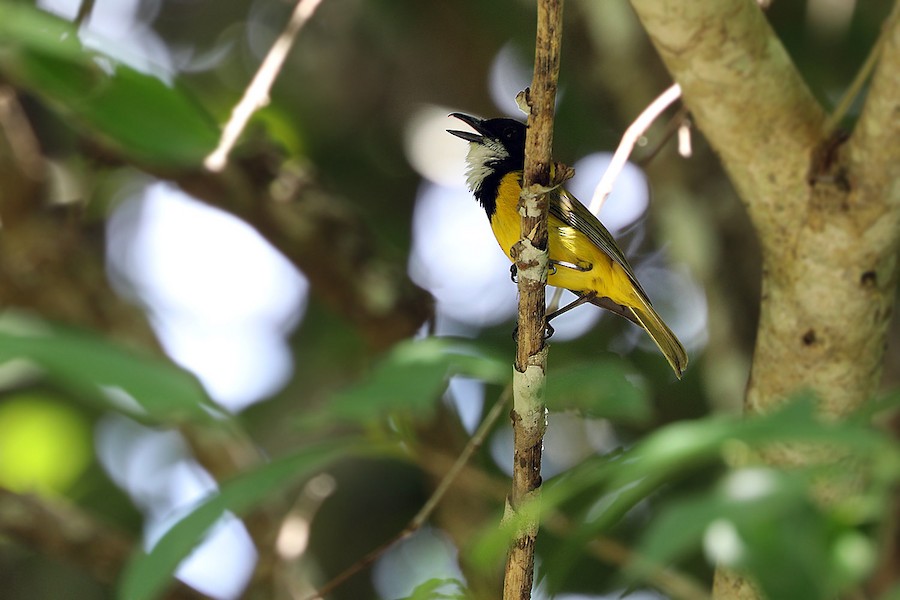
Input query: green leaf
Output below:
<box><xmin>539</xmin><ymin>396</ymin><xmax>896</xmax><ymax>595</ymax></box>
<box><xmin>0</xmin><ymin>5</ymin><xmax>219</xmax><ymax>166</ymax></box>
<box><xmin>399</xmin><ymin>578</ymin><xmax>467</xmax><ymax>600</ymax></box>
<box><xmin>469</xmin><ymin>490</ymin><xmax>545</xmax><ymax>568</ymax></box>
<box><xmin>878</xmin><ymin>581</ymin><xmax>900</xmax><ymax>600</ymax></box>
<box><xmin>118</xmin><ymin>440</ymin><xmax>359</xmax><ymax>600</ymax></box>
<box><xmin>634</xmin><ymin>468</ymin><xmax>804</xmax><ymax>567</ymax></box>
<box><xmin>531</xmin><ymin>395</ymin><xmax>898</xmax><ymax>537</ymax></box>
<box><xmin>737</xmin><ymin>393</ymin><xmax>891</xmax><ymax>452</ymax></box>
<box><xmin>609</xmin><ymin>396</ymin><xmax>895</xmax><ymax>494</ymax></box>
<box><xmin>632</xmin><ymin>468</ymin><xmax>854</xmax><ymax>600</ymax></box>
<box><xmin>312</xmin><ymin>338</ymin><xmax>508</xmax><ymax>425</ymax></box>
<box><xmin>545</xmin><ymin>360</ymin><xmax>651</xmax><ymax>424</ymax></box>
<box><xmin>0</xmin><ymin>313</ymin><xmax>222</xmax><ymax>424</ymax></box>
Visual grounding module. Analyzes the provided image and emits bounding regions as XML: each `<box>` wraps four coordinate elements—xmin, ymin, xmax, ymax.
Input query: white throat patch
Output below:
<box><xmin>463</xmin><ymin>138</ymin><xmax>509</xmax><ymax>193</ymax></box>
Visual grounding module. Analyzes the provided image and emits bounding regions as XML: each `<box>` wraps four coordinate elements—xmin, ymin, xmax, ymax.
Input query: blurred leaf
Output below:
<box><xmin>879</xmin><ymin>582</ymin><xmax>900</xmax><ymax>600</ymax></box>
<box><xmin>632</xmin><ymin>468</ymin><xmax>865</xmax><ymax>600</ymax></box>
<box><xmin>0</xmin><ymin>313</ymin><xmax>223</xmax><ymax>424</ymax></box>
<box><xmin>310</xmin><ymin>337</ymin><xmax>508</xmax><ymax>425</ymax></box>
<box><xmin>736</xmin><ymin>393</ymin><xmax>892</xmax><ymax>451</ymax></box>
<box><xmin>256</xmin><ymin>105</ymin><xmax>306</xmax><ymax>157</ymax></box>
<box><xmin>399</xmin><ymin>577</ymin><xmax>468</xmax><ymax>600</ymax></box>
<box><xmin>610</xmin><ymin>396</ymin><xmax>895</xmax><ymax>494</ymax></box>
<box><xmin>118</xmin><ymin>440</ymin><xmax>360</xmax><ymax>600</ymax></box>
<box><xmin>569</xmin><ymin>397</ymin><xmax>896</xmax><ymax>551</ymax></box>
<box><xmin>530</xmin><ymin>395</ymin><xmax>895</xmax><ymax>592</ymax></box>
<box><xmin>0</xmin><ymin>4</ymin><xmax>219</xmax><ymax>166</ymax></box>
<box><xmin>546</xmin><ymin>360</ymin><xmax>651</xmax><ymax>424</ymax></box>
<box><xmin>469</xmin><ymin>486</ymin><xmax>545</xmax><ymax>568</ymax></box>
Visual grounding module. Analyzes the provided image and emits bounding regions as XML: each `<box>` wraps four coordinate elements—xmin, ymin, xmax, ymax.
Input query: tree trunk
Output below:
<box><xmin>627</xmin><ymin>0</ymin><xmax>900</xmax><ymax>597</ymax></box>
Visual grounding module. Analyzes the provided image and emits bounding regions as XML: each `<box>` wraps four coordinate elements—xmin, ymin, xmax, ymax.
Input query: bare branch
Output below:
<box><xmin>301</xmin><ymin>387</ymin><xmax>510</xmax><ymax>600</ymax></box>
<box><xmin>589</xmin><ymin>83</ymin><xmax>682</xmax><ymax>213</ymax></box>
<box><xmin>74</xmin><ymin>0</ymin><xmax>97</xmax><ymax>26</ymax></box>
<box><xmin>825</xmin><ymin>3</ymin><xmax>900</xmax><ymax>137</ymax></box>
<box><xmin>0</xmin><ymin>86</ymin><xmax>43</xmax><ymax>226</ymax></box>
<box><xmin>845</xmin><ymin>1</ymin><xmax>900</xmax><ymax>197</ymax></box>
<box><xmin>205</xmin><ymin>0</ymin><xmax>324</xmax><ymax>171</ymax></box>
<box><xmin>504</xmin><ymin>0</ymin><xmax>564</xmax><ymax>597</ymax></box>
<box><xmin>628</xmin><ymin>0</ymin><xmax>825</xmax><ymax>253</ymax></box>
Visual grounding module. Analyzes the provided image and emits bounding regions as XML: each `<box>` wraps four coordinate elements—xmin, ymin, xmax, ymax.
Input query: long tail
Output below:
<box><xmin>628</xmin><ymin>298</ymin><xmax>688</xmax><ymax>379</ymax></box>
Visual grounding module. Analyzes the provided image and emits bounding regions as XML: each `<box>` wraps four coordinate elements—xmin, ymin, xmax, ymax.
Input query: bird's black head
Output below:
<box><xmin>447</xmin><ymin>113</ymin><xmax>526</xmax><ymax>212</ymax></box>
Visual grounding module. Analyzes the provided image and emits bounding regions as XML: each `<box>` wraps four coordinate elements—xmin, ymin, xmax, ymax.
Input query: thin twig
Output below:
<box><xmin>636</xmin><ymin>107</ymin><xmax>691</xmax><ymax>166</ymax></box>
<box><xmin>411</xmin><ymin>387</ymin><xmax>511</xmax><ymax>530</ymax></box>
<box><xmin>74</xmin><ymin>0</ymin><xmax>97</xmax><ymax>26</ymax></box>
<box><xmin>0</xmin><ymin>86</ymin><xmax>44</xmax><ymax>226</ymax></box>
<box><xmin>413</xmin><ymin>455</ymin><xmax>711</xmax><ymax>600</ymax></box>
<box><xmin>204</xmin><ymin>0</ymin><xmax>324</xmax><ymax>171</ymax></box>
<box><xmin>0</xmin><ymin>89</ymin><xmax>42</xmax><ymax>178</ymax></box>
<box><xmin>547</xmin><ymin>286</ymin><xmax>565</xmax><ymax>314</ymax></box>
<box><xmin>677</xmin><ymin>118</ymin><xmax>693</xmax><ymax>158</ymax></box>
<box><xmin>589</xmin><ymin>83</ymin><xmax>682</xmax><ymax>214</ymax></box>
<box><xmin>548</xmin><ymin>87</ymin><xmax>685</xmax><ymax>316</ymax></box>
<box><xmin>301</xmin><ymin>386</ymin><xmax>511</xmax><ymax>600</ymax></box>
<box><xmin>822</xmin><ymin>3</ymin><xmax>900</xmax><ymax>136</ymax></box>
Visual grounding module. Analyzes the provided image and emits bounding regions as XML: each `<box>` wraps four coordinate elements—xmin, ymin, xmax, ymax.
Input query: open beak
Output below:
<box><xmin>447</xmin><ymin>113</ymin><xmax>487</xmax><ymax>143</ymax></box>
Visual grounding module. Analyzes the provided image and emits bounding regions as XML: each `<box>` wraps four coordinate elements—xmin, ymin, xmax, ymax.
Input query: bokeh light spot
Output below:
<box><xmin>0</xmin><ymin>395</ymin><xmax>92</xmax><ymax>494</ymax></box>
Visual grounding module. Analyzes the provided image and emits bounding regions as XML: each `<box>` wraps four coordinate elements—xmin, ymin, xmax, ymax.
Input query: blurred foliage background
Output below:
<box><xmin>0</xmin><ymin>0</ymin><xmax>897</xmax><ymax>599</ymax></box>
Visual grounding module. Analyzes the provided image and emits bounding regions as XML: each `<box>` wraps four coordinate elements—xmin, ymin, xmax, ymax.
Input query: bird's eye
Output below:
<box><xmin>503</xmin><ymin>127</ymin><xmax>516</xmax><ymax>139</ymax></box>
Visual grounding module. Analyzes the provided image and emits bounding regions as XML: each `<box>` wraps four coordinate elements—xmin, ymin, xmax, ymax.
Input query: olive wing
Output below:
<box><xmin>549</xmin><ymin>187</ymin><xmax>652</xmax><ymax>301</ymax></box>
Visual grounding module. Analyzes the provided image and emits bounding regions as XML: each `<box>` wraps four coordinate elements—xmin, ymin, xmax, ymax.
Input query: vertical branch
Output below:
<box><xmin>503</xmin><ymin>0</ymin><xmax>564</xmax><ymax>599</ymax></box>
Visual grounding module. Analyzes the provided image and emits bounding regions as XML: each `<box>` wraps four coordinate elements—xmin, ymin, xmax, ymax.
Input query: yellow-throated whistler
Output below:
<box><xmin>448</xmin><ymin>113</ymin><xmax>687</xmax><ymax>378</ymax></box>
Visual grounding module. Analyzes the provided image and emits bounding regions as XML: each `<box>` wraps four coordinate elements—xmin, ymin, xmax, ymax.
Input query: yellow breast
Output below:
<box><xmin>489</xmin><ymin>172</ymin><xmax>639</xmax><ymax>307</ymax></box>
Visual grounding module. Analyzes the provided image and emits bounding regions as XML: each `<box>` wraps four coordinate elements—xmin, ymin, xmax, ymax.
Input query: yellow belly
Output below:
<box><xmin>490</xmin><ymin>172</ymin><xmax>639</xmax><ymax>307</ymax></box>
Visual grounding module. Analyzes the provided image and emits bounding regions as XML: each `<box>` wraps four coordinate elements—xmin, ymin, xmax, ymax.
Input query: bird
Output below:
<box><xmin>447</xmin><ymin>112</ymin><xmax>687</xmax><ymax>378</ymax></box>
